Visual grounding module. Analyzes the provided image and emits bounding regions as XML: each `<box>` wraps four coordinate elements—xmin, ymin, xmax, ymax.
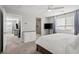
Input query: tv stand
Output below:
<box><xmin>48</xmin><ymin>29</ymin><xmax>51</xmax><ymax>34</ymax></box>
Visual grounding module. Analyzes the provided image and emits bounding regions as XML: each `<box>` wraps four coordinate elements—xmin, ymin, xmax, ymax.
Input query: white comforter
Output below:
<box><xmin>36</xmin><ymin>33</ymin><xmax>78</xmax><ymax>54</ymax></box>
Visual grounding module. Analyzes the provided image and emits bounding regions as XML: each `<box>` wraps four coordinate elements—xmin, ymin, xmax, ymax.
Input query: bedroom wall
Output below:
<box><xmin>21</xmin><ymin>15</ymin><xmax>36</xmax><ymax>42</ymax></box>
<box><xmin>22</xmin><ymin>16</ymin><xmax>36</xmax><ymax>31</ymax></box>
<box><xmin>42</xmin><ymin>17</ymin><xmax>54</xmax><ymax>35</ymax></box>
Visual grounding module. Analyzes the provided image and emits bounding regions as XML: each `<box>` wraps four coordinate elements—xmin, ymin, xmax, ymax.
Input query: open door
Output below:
<box><xmin>36</xmin><ymin>18</ymin><xmax>41</xmax><ymax>38</ymax></box>
<box><xmin>0</xmin><ymin>9</ymin><xmax>3</xmax><ymax>53</ymax></box>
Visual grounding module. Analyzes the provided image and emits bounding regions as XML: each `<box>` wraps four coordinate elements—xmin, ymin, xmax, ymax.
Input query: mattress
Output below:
<box><xmin>36</xmin><ymin>33</ymin><xmax>78</xmax><ymax>54</ymax></box>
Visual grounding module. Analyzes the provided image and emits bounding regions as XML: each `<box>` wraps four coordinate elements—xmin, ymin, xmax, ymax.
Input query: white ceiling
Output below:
<box><xmin>2</xmin><ymin>5</ymin><xmax>79</xmax><ymax>17</ymax></box>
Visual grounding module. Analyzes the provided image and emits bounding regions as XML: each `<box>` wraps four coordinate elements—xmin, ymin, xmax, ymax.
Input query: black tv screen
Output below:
<box><xmin>44</xmin><ymin>23</ymin><xmax>53</xmax><ymax>29</ymax></box>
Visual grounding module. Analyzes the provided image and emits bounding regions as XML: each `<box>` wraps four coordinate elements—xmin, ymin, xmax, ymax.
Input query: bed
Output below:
<box><xmin>36</xmin><ymin>33</ymin><xmax>78</xmax><ymax>54</ymax></box>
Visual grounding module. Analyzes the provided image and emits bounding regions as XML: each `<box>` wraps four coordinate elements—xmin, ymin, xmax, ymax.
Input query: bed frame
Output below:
<box><xmin>36</xmin><ymin>45</ymin><xmax>52</xmax><ymax>54</ymax></box>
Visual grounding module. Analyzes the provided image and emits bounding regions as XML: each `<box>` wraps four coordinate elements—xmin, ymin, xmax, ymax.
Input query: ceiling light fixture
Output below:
<box><xmin>48</xmin><ymin>9</ymin><xmax>52</xmax><ymax>12</ymax></box>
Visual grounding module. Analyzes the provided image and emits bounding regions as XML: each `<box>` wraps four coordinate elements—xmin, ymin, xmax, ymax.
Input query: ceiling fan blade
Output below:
<box><xmin>51</xmin><ymin>7</ymin><xmax>64</xmax><ymax>10</ymax></box>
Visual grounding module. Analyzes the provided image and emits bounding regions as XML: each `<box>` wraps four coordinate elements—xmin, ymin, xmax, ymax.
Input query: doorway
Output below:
<box><xmin>5</xmin><ymin>14</ymin><xmax>21</xmax><ymax>38</ymax></box>
<box><xmin>36</xmin><ymin>18</ymin><xmax>41</xmax><ymax>38</ymax></box>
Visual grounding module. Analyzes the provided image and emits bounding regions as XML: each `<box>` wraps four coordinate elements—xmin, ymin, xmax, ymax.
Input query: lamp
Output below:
<box><xmin>48</xmin><ymin>9</ymin><xmax>52</xmax><ymax>12</ymax></box>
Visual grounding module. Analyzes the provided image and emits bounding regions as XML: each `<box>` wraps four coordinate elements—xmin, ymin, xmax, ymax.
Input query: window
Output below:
<box><xmin>65</xmin><ymin>13</ymin><xmax>74</xmax><ymax>33</ymax></box>
<box><xmin>55</xmin><ymin>12</ymin><xmax>74</xmax><ymax>33</ymax></box>
<box><xmin>56</xmin><ymin>18</ymin><xmax>65</xmax><ymax>26</ymax></box>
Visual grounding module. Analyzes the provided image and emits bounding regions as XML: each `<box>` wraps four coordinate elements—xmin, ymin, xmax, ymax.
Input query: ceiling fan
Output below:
<box><xmin>48</xmin><ymin>5</ymin><xmax>64</xmax><ymax>11</ymax></box>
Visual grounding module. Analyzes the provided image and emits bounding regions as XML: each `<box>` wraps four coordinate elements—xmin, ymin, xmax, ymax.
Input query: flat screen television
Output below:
<box><xmin>44</xmin><ymin>23</ymin><xmax>53</xmax><ymax>29</ymax></box>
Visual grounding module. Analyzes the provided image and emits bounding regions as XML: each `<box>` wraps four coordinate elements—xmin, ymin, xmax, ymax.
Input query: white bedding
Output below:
<box><xmin>36</xmin><ymin>33</ymin><xmax>78</xmax><ymax>54</ymax></box>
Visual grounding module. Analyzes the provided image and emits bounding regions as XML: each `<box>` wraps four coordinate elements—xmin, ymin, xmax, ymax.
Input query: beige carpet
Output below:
<box><xmin>3</xmin><ymin>34</ymin><xmax>41</xmax><ymax>54</ymax></box>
